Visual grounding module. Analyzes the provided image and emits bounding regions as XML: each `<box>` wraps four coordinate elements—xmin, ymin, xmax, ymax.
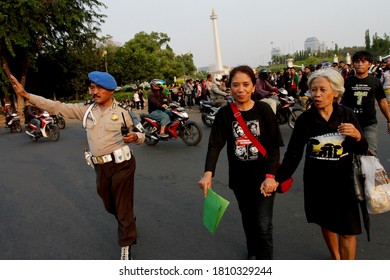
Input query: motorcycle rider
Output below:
<box><xmin>147</xmin><ymin>79</ymin><xmax>172</xmax><ymax>138</ymax></box>
<box><xmin>24</xmin><ymin>104</ymin><xmax>43</xmax><ymax>136</ymax></box>
<box><xmin>4</xmin><ymin>103</ymin><xmax>14</xmax><ymax>128</ymax></box>
<box><xmin>210</xmin><ymin>74</ymin><xmax>229</xmax><ymax>107</ymax></box>
<box><xmin>382</xmin><ymin>57</ymin><xmax>390</xmax><ymax>104</ymax></box>
<box><xmin>254</xmin><ymin>69</ymin><xmax>278</xmax><ymax>114</ymax></box>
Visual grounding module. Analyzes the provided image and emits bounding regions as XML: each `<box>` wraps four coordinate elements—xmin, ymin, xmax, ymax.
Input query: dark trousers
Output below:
<box><xmin>186</xmin><ymin>94</ymin><xmax>193</xmax><ymax>107</ymax></box>
<box><xmin>233</xmin><ymin>186</ymin><xmax>275</xmax><ymax>259</ymax></box>
<box><xmin>31</xmin><ymin>118</ymin><xmax>41</xmax><ymax>132</ymax></box>
<box><xmin>95</xmin><ymin>156</ymin><xmax>137</xmax><ymax>247</ymax></box>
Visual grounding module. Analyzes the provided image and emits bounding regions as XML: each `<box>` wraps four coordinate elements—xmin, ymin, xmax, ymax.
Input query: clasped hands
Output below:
<box><xmin>260</xmin><ymin>178</ymin><xmax>279</xmax><ymax>197</ymax></box>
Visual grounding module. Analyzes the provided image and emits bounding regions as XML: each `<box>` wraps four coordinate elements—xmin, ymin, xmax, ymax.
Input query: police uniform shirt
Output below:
<box><xmin>29</xmin><ymin>94</ymin><xmax>145</xmax><ymax>156</ymax></box>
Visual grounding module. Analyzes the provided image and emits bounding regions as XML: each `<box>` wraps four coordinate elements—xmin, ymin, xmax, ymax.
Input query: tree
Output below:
<box><xmin>371</xmin><ymin>32</ymin><xmax>390</xmax><ymax>58</ymax></box>
<box><xmin>365</xmin><ymin>29</ymin><xmax>371</xmax><ymax>51</ymax></box>
<box><xmin>114</xmin><ymin>32</ymin><xmax>196</xmax><ymax>85</ymax></box>
<box><xmin>31</xmin><ymin>34</ymin><xmax>103</xmax><ymax>101</ymax></box>
<box><xmin>175</xmin><ymin>53</ymin><xmax>197</xmax><ymax>78</ymax></box>
<box><xmin>0</xmin><ymin>0</ymin><xmax>106</xmax><ymax>111</ymax></box>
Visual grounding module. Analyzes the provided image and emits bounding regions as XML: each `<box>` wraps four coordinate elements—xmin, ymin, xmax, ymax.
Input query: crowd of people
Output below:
<box><xmin>138</xmin><ymin>55</ymin><xmax>390</xmax><ymax>120</ymax></box>
<box><xmin>199</xmin><ymin>50</ymin><xmax>390</xmax><ymax>261</ymax></box>
<box><xmin>3</xmin><ymin>50</ymin><xmax>390</xmax><ymax>261</ymax></box>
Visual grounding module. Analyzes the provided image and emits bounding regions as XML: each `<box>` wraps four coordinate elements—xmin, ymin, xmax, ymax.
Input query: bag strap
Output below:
<box><xmin>230</xmin><ymin>102</ymin><xmax>267</xmax><ymax>158</ymax></box>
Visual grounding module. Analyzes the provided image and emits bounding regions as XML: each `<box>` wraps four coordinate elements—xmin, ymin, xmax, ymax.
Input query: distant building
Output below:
<box><xmin>271</xmin><ymin>47</ymin><xmax>282</xmax><ymax>57</ymax></box>
<box><xmin>304</xmin><ymin>37</ymin><xmax>327</xmax><ymax>54</ymax></box>
<box><xmin>198</xmin><ymin>65</ymin><xmax>230</xmax><ymax>75</ymax></box>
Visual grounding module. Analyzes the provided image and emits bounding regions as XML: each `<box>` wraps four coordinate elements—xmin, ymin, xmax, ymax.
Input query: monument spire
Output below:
<box><xmin>210</xmin><ymin>9</ymin><xmax>223</xmax><ymax>73</ymax></box>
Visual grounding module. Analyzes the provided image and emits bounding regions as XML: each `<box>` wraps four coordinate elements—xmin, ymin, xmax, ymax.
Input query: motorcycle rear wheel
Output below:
<box><xmin>201</xmin><ymin>113</ymin><xmax>213</xmax><ymax>127</ymax></box>
<box><xmin>47</xmin><ymin>124</ymin><xmax>60</xmax><ymax>141</ymax></box>
<box><xmin>288</xmin><ymin>108</ymin><xmax>303</xmax><ymax>129</ymax></box>
<box><xmin>143</xmin><ymin>123</ymin><xmax>159</xmax><ymax>146</ymax></box>
<box><xmin>57</xmin><ymin>116</ymin><xmax>66</xmax><ymax>129</ymax></box>
<box><xmin>13</xmin><ymin>123</ymin><xmax>22</xmax><ymax>133</ymax></box>
<box><xmin>180</xmin><ymin>121</ymin><xmax>202</xmax><ymax>146</ymax></box>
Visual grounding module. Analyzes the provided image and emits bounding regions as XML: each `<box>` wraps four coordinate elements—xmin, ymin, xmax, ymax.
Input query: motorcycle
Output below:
<box><xmin>4</xmin><ymin>113</ymin><xmax>22</xmax><ymax>133</ymax></box>
<box><xmin>301</xmin><ymin>90</ymin><xmax>313</xmax><ymax>111</ymax></box>
<box><xmin>199</xmin><ymin>100</ymin><xmax>220</xmax><ymax>127</ymax></box>
<box><xmin>25</xmin><ymin>111</ymin><xmax>60</xmax><ymax>142</ymax></box>
<box><xmin>275</xmin><ymin>88</ymin><xmax>304</xmax><ymax>129</ymax></box>
<box><xmin>140</xmin><ymin>102</ymin><xmax>202</xmax><ymax>146</ymax></box>
<box><xmin>50</xmin><ymin>114</ymin><xmax>66</xmax><ymax>129</ymax></box>
<box><xmin>199</xmin><ymin>96</ymin><xmax>233</xmax><ymax>127</ymax></box>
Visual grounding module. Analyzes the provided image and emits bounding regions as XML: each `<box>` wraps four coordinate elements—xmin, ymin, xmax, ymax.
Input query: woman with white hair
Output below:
<box><xmin>270</xmin><ymin>68</ymin><xmax>368</xmax><ymax>259</ymax></box>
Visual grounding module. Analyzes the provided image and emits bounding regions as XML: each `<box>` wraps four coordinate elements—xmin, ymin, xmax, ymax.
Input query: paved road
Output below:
<box><xmin>1</xmin><ymin>107</ymin><xmax>389</xmax><ymax>260</ymax></box>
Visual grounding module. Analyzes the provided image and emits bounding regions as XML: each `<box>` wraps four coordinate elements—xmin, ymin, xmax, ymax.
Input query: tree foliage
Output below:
<box><xmin>110</xmin><ymin>32</ymin><xmax>196</xmax><ymax>86</ymax></box>
<box><xmin>365</xmin><ymin>30</ymin><xmax>371</xmax><ymax>50</ymax></box>
<box><xmin>268</xmin><ymin>29</ymin><xmax>389</xmax><ymax>71</ymax></box>
<box><xmin>2</xmin><ymin>3</ymin><xmax>387</xmax><ymax>107</ymax></box>
<box><xmin>0</xmin><ymin>0</ymin><xmax>106</xmax><ymax>108</ymax></box>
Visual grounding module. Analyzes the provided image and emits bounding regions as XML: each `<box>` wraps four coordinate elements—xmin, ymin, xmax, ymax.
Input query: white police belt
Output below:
<box><xmin>92</xmin><ymin>146</ymin><xmax>131</xmax><ymax>165</ymax></box>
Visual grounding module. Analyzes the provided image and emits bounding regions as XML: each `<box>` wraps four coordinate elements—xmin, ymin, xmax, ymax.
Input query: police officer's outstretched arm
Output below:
<box><xmin>10</xmin><ymin>75</ymin><xmax>30</xmax><ymax>100</ymax></box>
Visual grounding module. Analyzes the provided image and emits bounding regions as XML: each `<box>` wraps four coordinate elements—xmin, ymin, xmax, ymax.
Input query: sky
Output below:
<box><xmin>98</xmin><ymin>0</ymin><xmax>390</xmax><ymax>69</ymax></box>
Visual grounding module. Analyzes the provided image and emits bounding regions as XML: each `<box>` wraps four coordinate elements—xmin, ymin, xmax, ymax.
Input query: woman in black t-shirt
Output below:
<box><xmin>199</xmin><ymin>65</ymin><xmax>283</xmax><ymax>260</ymax></box>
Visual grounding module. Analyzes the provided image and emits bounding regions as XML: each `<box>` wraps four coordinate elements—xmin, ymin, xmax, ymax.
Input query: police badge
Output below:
<box><xmin>111</xmin><ymin>113</ymin><xmax>119</xmax><ymax>121</ymax></box>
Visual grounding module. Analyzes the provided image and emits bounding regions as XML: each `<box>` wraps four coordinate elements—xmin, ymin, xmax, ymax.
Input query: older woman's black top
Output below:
<box><xmin>276</xmin><ymin>103</ymin><xmax>368</xmax><ymax>235</ymax></box>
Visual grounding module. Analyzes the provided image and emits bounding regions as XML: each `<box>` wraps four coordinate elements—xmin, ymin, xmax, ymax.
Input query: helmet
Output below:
<box><xmin>259</xmin><ymin>68</ymin><xmax>270</xmax><ymax>74</ymax></box>
<box><xmin>149</xmin><ymin>79</ymin><xmax>165</xmax><ymax>88</ymax></box>
<box><xmin>258</xmin><ymin>68</ymin><xmax>270</xmax><ymax>79</ymax></box>
<box><xmin>213</xmin><ymin>74</ymin><xmax>222</xmax><ymax>84</ymax></box>
<box><xmin>277</xmin><ymin>88</ymin><xmax>288</xmax><ymax>96</ymax></box>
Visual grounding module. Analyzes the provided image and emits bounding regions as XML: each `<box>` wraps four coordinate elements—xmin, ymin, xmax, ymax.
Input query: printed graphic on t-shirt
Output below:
<box><xmin>351</xmin><ymin>84</ymin><xmax>370</xmax><ymax>114</ymax></box>
<box><xmin>308</xmin><ymin>132</ymin><xmax>347</xmax><ymax>160</ymax></box>
<box><xmin>233</xmin><ymin>120</ymin><xmax>260</xmax><ymax>161</ymax></box>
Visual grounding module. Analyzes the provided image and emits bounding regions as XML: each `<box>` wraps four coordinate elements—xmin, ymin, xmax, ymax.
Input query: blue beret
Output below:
<box><xmin>88</xmin><ymin>71</ymin><xmax>117</xmax><ymax>90</ymax></box>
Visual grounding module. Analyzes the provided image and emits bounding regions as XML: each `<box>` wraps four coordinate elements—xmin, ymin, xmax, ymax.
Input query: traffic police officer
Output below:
<box><xmin>10</xmin><ymin>71</ymin><xmax>145</xmax><ymax>260</ymax></box>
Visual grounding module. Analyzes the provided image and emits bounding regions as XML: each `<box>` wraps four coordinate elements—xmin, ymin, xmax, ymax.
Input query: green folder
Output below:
<box><xmin>203</xmin><ymin>189</ymin><xmax>230</xmax><ymax>234</ymax></box>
